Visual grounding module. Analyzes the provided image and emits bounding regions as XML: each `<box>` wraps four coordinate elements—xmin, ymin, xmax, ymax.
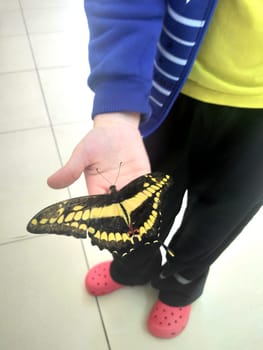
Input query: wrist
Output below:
<box><xmin>93</xmin><ymin>112</ymin><xmax>141</xmax><ymax>129</ymax></box>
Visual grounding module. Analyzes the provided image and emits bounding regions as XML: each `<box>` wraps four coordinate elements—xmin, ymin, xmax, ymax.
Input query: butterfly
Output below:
<box><xmin>27</xmin><ymin>172</ymin><xmax>173</xmax><ymax>257</ymax></box>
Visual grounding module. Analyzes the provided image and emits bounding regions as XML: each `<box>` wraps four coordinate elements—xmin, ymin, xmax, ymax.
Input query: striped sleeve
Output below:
<box><xmin>140</xmin><ymin>0</ymin><xmax>218</xmax><ymax>136</ymax></box>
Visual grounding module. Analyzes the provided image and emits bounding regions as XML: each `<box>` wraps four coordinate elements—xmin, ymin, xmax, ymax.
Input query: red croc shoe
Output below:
<box><xmin>147</xmin><ymin>300</ymin><xmax>191</xmax><ymax>338</ymax></box>
<box><xmin>85</xmin><ymin>261</ymin><xmax>123</xmax><ymax>296</ymax></box>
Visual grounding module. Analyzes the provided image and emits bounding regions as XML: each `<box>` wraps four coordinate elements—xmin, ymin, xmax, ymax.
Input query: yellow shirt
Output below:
<box><xmin>182</xmin><ymin>0</ymin><xmax>263</xmax><ymax>108</ymax></box>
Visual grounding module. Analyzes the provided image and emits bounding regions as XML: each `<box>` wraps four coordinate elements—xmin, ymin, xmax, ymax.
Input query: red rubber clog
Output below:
<box><xmin>147</xmin><ymin>300</ymin><xmax>191</xmax><ymax>338</ymax></box>
<box><xmin>85</xmin><ymin>261</ymin><xmax>123</xmax><ymax>296</ymax></box>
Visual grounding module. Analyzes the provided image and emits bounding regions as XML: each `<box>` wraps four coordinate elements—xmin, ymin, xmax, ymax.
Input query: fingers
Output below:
<box><xmin>47</xmin><ymin>121</ymin><xmax>151</xmax><ymax>194</ymax></box>
<box><xmin>47</xmin><ymin>165</ymin><xmax>81</xmax><ymax>189</ymax></box>
<box><xmin>47</xmin><ymin>145</ymin><xmax>86</xmax><ymax>189</ymax></box>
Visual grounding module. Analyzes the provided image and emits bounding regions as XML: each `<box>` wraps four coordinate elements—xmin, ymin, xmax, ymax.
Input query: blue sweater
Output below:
<box><xmin>84</xmin><ymin>0</ymin><xmax>218</xmax><ymax>137</ymax></box>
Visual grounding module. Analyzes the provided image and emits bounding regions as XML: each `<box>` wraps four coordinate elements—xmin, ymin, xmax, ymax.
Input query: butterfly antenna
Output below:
<box><xmin>113</xmin><ymin>162</ymin><xmax>123</xmax><ymax>186</ymax></box>
<box><xmin>96</xmin><ymin>162</ymin><xmax>123</xmax><ymax>187</ymax></box>
<box><xmin>95</xmin><ymin>168</ymin><xmax>112</xmax><ymax>185</ymax></box>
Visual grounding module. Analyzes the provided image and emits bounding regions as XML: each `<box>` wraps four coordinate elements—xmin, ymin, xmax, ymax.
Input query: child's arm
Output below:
<box><xmin>85</xmin><ymin>0</ymin><xmax>165</xmax><ymax>123</ymax></box>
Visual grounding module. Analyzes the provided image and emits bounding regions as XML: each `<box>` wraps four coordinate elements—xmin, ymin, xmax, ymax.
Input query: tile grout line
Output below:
<box><xmin>0</xmin><ymin>64</ymin><xmax>71</xmax><ymax>77</ymax></box>
<box><xmin>0</xmin><ymin>120</ymin><xmax>88</xmax><ymax>136</ymax></box>
<box><xmin>17</xmin><ymin>0</ymin><xmax>65</xmax><ymax>173</ymax></box>
<box><xmin>0</xmin><ymin>234</ymin><xmax>46</xmax><ymax>247</ymax></box>
<box><xmin>0</xmin><ymin>68</ymin><xmax>36</xmax><ymax>76</ymax></box>
<box><xmin>17</xmin><ymin>4</ymin><xmax>113</xmax><ymax>349</ymax></box>
<box><xmin>80</xmin><ymin>240</ymin><xmax>112</xmax><ymax>350</ymax></box>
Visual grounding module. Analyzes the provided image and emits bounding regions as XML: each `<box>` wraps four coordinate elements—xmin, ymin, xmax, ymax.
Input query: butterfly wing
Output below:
<box><xmin>27</xmin><ymin>194</ymin><xmax>113</xmax><ymax>238</ymax></box>
<box><xmin>112</xmin><ymin>172</ymin><xmax>171</xmax><ymax>255</ymax></box>
<box><xmin>27</xmin><ymin>172</ymin><xmax>172</xmax><ymax>256</ymax></box>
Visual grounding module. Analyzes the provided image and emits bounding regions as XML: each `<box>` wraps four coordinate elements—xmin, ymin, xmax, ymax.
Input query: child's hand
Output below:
<box><xmin>47</xmin><ymin>113</ymin><xmax>151</xmax><ymax>195</ymax></box>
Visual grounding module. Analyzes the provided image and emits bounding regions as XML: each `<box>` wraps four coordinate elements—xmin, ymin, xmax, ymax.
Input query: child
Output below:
<box><xmin>48</xmin><ymin>0</ymin><xmax>263</xmax><ymax>338</ymax></box>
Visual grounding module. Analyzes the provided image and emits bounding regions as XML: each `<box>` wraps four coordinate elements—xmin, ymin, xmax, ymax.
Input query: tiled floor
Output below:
<box><xmin>0</xmin><ymin>1</ymin><xmax>262</xmax><ymax>349</ymax></box>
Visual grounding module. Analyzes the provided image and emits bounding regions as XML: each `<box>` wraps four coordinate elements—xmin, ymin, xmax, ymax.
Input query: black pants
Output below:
<box><xmin>110</xmin><ymin>94</ymin><xmax>263</xmax><ymax>306</ymax></box>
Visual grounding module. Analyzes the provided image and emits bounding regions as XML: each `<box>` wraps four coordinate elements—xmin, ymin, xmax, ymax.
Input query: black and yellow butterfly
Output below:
<box><xmin>27</xmin><ymin>172</ymin><xmax>172</xmax><ymax>257</ymax></box>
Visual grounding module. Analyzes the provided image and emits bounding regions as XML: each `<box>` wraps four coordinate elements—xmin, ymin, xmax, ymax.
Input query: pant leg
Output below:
<box><xmin>168</xmin><ymin>101</ymin><xmax>263</xmax><ymax>278</ymax></box>
<box><xmin>110</xmin><ymin>95</ymin><xmax>191</xmax><ymax>285</ymax></box>
<box><xmin>110</xmin><ymin>177</ymin><xmax>185</xmax><ymax>285</ymax></box>
<box><xmin>154</xmin><ymin>98</ymin><xmax>263</xmax><ymax>305</ymax></box>
<box><xmin>154</xmin><ymin>203</ymin><xmax>260</xmax><ymax>306</ymax></box>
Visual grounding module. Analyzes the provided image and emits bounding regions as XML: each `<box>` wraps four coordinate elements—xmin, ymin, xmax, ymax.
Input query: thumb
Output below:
<box><xmin>47</xmin><ymin>144</ymin><xmax>87</xmax><ymax>189</ymax></box>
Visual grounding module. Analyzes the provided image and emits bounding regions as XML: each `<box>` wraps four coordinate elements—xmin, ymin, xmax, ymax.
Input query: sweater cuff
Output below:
<box><xmin>91</xmin><ymin>80</ymin><xmax>151</xmax><ymax>120</ymax></box>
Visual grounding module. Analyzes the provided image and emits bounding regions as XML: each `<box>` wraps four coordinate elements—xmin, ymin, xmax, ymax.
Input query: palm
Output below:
<box><xmin>48</xmin><ymin>119</ymin><xmax>151</xmax><ymax>195</ymax></box>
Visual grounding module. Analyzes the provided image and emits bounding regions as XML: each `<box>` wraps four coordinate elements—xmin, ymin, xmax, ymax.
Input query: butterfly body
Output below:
<box><xmin>27</xmin><ymin>172</ymin><xmax>172</xmax><ymax>257</ymax></box>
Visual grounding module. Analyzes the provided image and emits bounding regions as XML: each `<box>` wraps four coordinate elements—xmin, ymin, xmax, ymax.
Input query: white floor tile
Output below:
<box><xmin>23</xmin><ymin>6</ymin><xmax>87</xmax><ymax>34</ymax></box>
<box><xmin>0</xmin><ymin>71</ymin><xmax>49</xmax><ymax>132</ymax></box>
<box><xmin>0</xmin><ymin>128</ymin><xmax>68</xmax><ymax>243</ymax></box>
<box><xmin>23</xmin><ymin>7</ymin><xmax>70</xmax><ymax>34</ymax></box>
<box><xmin>20</xmin><ymin>0</ymin><xmax>74</xmax><ymax>9</ymax></box>
<box><xmin>0</xmin><ymin>0</ymin><xmax>20</xmax><ymax>11</ymax></box>
<box><xmin>30</xmin><ymin>32</ymin><xmax>88</xmax><ymax>70</ymax></box>
<box><xmin>39</xmin><ymin>67</ymin><xmax>93</xmax><ymax>125</ymax></box>
<box><xmin>0</xmin><ymin>236</ymin><xmax>109</xmax><ymax>350</ymax></box>
<box><xmin>0</xmin><ymin>10</ymin><xmax>26</xmax><ymax>36</ymax></box>
<box><xmin>29</xmin><ymin>32</ymin><xmax>70</xmax><ymax>68</ymax></box>
<box><xmin>0</xmin><ymin>36</ymin><xmax>34</xmax><ymax>73</ymax></box>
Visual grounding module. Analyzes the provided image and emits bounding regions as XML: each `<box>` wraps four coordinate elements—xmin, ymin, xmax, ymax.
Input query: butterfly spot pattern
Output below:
<box><xmin>27</xmin><ymin>173</ymin><xmax>172</xmax><ymax>257</ymax></box>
